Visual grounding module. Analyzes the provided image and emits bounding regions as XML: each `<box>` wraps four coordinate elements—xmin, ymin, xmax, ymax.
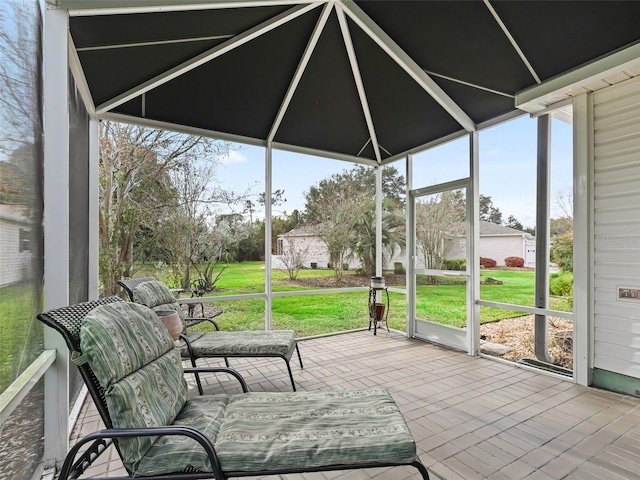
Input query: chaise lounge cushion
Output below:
<box><xmin>80</xmin><ymin>303</ymin><xmax>418</xmax><ymax>477</ymax></box>
<box><xmin>134</xmin><ymin>389</ymin><xmax>418</xmax><ymax>476</ymax></box>
<box><xmin>80</xmin><ymin>302</ymin><xmax>188</xmax><ymax>470</ymax></box>
<box><xmin>188</xmin><ymin>330</ymin><xmax>296</xmax><ymax>357</ymax></box>
<box><xmin>216</xmin><ymin>389</ymin><xmax>418</xmax><ymax>473</ymax></box>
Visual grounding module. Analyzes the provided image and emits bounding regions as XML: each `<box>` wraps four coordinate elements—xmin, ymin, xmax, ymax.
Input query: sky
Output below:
<box><xmin>207</xmin><ymin>113</ymin><xmax>573</xmax><ymax>229</ymax></box>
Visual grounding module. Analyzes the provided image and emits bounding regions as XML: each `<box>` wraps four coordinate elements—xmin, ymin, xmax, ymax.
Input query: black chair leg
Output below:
<box><xmin>412</xmin><ymin>460</ymin><xmax>430</xmax><ymax>479</ymax></box>
<box><xmin>295</xmin><ymin>343</ymin><xmax>303</xmax><ymax>369</ymax></box>
<box><xmin>285</xmin><ymin>359</ymin><xmax>296</xmax><ymax>391</ymax></box>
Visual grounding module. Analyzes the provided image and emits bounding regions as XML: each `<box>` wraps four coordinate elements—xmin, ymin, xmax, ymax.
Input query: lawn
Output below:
<box><xmin>0</xmin><ymin>284</ymin><xmax>44</xmax><ymax>393</ymax></box>
<box><xmin>152</xmin><ymin>262</ymin><xmax>573</xmax><ymax>337</ymax></box>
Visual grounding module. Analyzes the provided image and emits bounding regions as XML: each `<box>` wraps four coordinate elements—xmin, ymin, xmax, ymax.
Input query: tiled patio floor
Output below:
<box><xmin>70</xmin><ymin>330</ymin><xmax>640</xmax><ymax>479</ymax></box>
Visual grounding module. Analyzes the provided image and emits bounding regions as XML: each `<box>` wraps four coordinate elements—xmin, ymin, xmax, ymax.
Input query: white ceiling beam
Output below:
<box><xmin>340</xmin><ymin>1</ymin><xmax>476</xmax><ymax>132</ymax></box>
<box><xmin>424</xmin><ymin>70</ymin><xmax>514</xmax><ymax>98</ymax></box>
<box><xmin>483</xmin><ymin>0</ymin><xmax>541</xmax><ymax>84</ymax></box>
<box><xmin>268</xmin><ymin>1</ymin><xmax>333</xmax><ymax>142</ymax></box>
<box><xmin>95</xmin><ymin>2</ymin><xmax>321</xmax><ymax>114</ymax></box>
<box><xmin>68</xmin><ymin>32</ymin><xmax>95</xmax><ymax>115</ymax></box>
<box><xmin>336</xmin><ymin>6</ymin><xmax>381</xmax><ymax>163</ymax></box>
<box><xmin>61</xmin><ymin>0</ymin><xmax>319</xmax><ymax>16</ymax></box>
<box><xmin>99</xmin><ymin>111</ymin><xmax>379</xmax><ymax>166</ymax></box>
<box><xmin>76</xmin><ymin>34</ymin><xmax>235</xmax><ymax>52</ymax></box>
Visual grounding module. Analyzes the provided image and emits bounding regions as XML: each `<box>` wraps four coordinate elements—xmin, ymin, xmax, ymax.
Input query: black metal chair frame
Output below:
<box><xmin>37</xmin><ymin>296</ymin><xmax>248</xmax><ymax>480</ymax></box>
<box><xmin>118</xmin><ymin>277</ymin><xmax>304</xmax><ymax>392</ymax></box>
<box><xmin>38</xmin><ymin>297</ymin><xmax>430</xmax><ymax>480</ymax></box>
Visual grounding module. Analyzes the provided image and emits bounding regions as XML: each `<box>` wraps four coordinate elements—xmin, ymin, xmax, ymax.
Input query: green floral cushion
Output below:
<box><xmin>135</xmin><ymin>395</ymin><xmax>229</xmax><ymax>476</ymax></box>
<box><xmin>80</xmin><ymin>302</ymin><xmax>188</xmax><ymax>471</ymax></box>
<box><xmin>215</xmin><ymin>389</ymin><xmax>418</xmax><ymax>472</ymax></box>
<box><xmin>189</xmin><ymin>330</ymin><xmax>295</xmax><ymax>357</ymax></box>
<box><xmin>132</xmin><ymin>280</ymin><xmax>186</xmax><ymax>328</ymax></box>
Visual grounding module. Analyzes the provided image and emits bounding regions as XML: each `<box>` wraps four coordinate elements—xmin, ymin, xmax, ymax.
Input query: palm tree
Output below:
<box><xmin>353</xmin><ymin>196</ymin><xmax>406</xmax><ymax>277</ymax></box>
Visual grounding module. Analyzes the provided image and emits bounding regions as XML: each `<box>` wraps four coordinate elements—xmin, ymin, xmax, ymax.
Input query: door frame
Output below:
<box><xmin>407</xmin><ymin>176</ymin><xmax>480</xmax><ymax>355</ymax></box>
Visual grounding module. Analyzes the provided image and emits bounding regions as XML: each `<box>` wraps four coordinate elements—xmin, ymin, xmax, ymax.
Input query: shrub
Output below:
<box><xmin>550</xmin><ymin>272</ymin><xmax>573</xmax><ymax>297</ymax></box>
<box><xmin>480</xmin><ymin>257</ymin><xmax>497</xmax><ymax>268</ymax></box>
<box><xmin>342</xmin><ymin>263</ymin><xmax>349</xmax><ymax>271</ymax></box>
<box><xmin>504</xmin><ymin>256</ymin><xmax>525</xmax><ymax>267</ymax></box>
<box><xmin>310</xmin><ymin>262</ymin><xmax>318</xmax><ymax>269</ymax></box>
<box><xmin>443</xmin><ymin>258</ymin><xmax>466</xmax><ymax>271</ymax></box>
<box><xmin>550</xmin><ymin>232</ymin><xmax>573</xmax><ymax>273</ymax></box>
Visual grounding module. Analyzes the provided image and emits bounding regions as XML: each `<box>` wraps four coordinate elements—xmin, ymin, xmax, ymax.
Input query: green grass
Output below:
<box><xmin>140</xmin><ymin>262</ymin><xmax>573</xmax><ymax>337</ymax></box>
<box><xmin>0</xmin><ymin>284</ymin><xmax>44</xmax><ymax>392</ymax></box>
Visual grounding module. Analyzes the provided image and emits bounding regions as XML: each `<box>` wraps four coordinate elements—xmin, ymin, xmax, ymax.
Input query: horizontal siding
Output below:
<box><xmin>593</xmin><ymin>76</ymin><xmax>640</xmax><ymax>379</ymax></box>
<box><xmin>594</xmin><ymin>315</ymin><xmax>640</xmax><ymax>335</ymax></box>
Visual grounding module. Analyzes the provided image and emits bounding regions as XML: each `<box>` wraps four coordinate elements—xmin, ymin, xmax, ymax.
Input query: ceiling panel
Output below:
<box><xmin>65</xmin><ymin>1</ymin><xmax>640</xmax><ymax>162</ymax></box>
<box><xmin>274</xmin><ymin>10</ymin><xmax>372</xmax><ymax>159</ymax></box>
<box><xmin>132</xmin><ymin>6</ymin><xmax>323</xmax><ymax>140</ymax></box>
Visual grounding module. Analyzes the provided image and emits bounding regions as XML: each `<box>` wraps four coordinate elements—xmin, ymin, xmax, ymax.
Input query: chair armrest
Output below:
<box><xmin>184</xmin><ymin>366</ymin><xmax>248</xmax><ymax>392</ymax></box>
<box><xmin>59</xmin><ymin>426</ymin><xmax>224</xmax><ymax>480</ymax></box>
<box><xmin>185</xmin><ymin>316</ymin><xmax>220</xmax><ymax>331</ymax></box>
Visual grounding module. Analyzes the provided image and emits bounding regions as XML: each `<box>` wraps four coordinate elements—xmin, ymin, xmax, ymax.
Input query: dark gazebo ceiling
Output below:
<box><xmin>66</xmin><ymin>0</ymin><xmax>640</xmax><ymax>163</ymax></box>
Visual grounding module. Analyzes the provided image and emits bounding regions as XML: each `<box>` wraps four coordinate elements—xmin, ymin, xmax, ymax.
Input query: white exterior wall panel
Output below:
<box><xmin>592</xmin><ymin>76</ymin><xmax>640</xmax><ymax>380</ymax></box>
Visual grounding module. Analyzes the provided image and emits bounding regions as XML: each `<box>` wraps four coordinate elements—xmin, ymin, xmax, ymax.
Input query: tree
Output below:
<box><xmin>479</xmin><ymin>194</ymin><xmax>503</xmax><ymax>224</ymax></box>
<box><xmin>304</xmin><ymin>165</ymin><xmax>406</xmax><ymax>279</ymax></box>
<box><xmin>415</xmin><ymin>189</ymin><xmax>466</xmax><ymax>272</ymax></box>
<box><xmin>98</xmin><ymin>121</ymin><xmax>231</xmax><ymax>295</ymax></box>
<box><xmin>305</xmin><ymin>165</ymin><xmax>405</xmax><ymax>223</ymax></box>
<box><xmin>352</xmin><ymin>196</ymin><xmax>405</xmax><ymax>276</ymax></box>
<box><xmin>550</xmin><ymin>232</ymin><xmax>573</xmax><ymax>273</ymax></box>
<box><xmin>553</xmin><ymin>187</ymin><xmax>573</xmax><ymax>235</ymax></box>
<box><xmin>278</xmin><ymin>237</ymin><xmax>309</xmax><ymax>280</ymax></box>
<box><xmin>311</xmin><ymin>188</ymin><xmax>369</xmax><ymax>282</ymax></box>
<box><xmin>505</xmin><ymin>215</ymin><xmax>524</xmax><ymax>231</ymax></box>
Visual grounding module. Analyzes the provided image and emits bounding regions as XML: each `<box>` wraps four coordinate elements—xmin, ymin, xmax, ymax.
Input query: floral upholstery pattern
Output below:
<box><xmin>135</xmin><ymin>395</ymin><xmax>229</xmax><ymax>475</ymax></box>
<box><xmin>215</xmin><ymin>389</ymin><xmax>418</xmax><ymax>472</ymax></box>
<box><xmin>131</xmin><ymin>280</ymin><xmax>187</xmax><ymax>328</ymax></box>
<box><xmin>189</xmin><ymin>330</ymin><xmax>296</xmax><ymax>357</ymax></box>
<box><xmin>80</xmin><ymin>302</ymin><xmax>188</xmax><ymax>471</ymax></box>
<box><xmin>79</xmin><ymin>302</ymin><xmax>420</xmax><ymax>477</ymax></box>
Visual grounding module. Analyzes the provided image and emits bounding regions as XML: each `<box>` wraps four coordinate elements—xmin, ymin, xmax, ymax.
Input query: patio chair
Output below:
<box><xmin>38</xmin><ymin>299</ymin><xmax>430</xmax><ymax>480</ymax></box>
<box><xmin>118</xmin><ymin>278</ymin><xmax>304</xmax><ymax>393</ymax></box>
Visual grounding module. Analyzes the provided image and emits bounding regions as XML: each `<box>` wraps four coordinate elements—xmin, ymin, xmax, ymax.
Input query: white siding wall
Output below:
<box><xmin>0</xmin><ymin>218</ymin><xmax>31</xmax><ymax>286</ymax></box>
<box><xmin>447</xmin><ymin>235</ymin><xmax>526</xmax><ymax>266</ymax></box>
<box><xmin>479</xmin><ymin>236</ymin><xmax>525</xmax><ymax>266</ymax></box>
<box><xmin>592</xmin><ymin>76</ymin><xmax>640</xmax><ymax>380</ymax></box>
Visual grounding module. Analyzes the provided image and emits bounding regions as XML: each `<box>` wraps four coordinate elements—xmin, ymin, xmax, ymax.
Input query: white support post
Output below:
<box><xmin>405</xmin><ymin>154</ymin><xmax>414</xmax><ymax>338</ymax></box>
<box><xmin>264</xmin><ymin>144</ymin><xmax>273</xmax><ymax>331</ymax></box>
<box><xmin>88</xmin><ymin>118</ymin><xmax>100</xmax><ymax>299</ymax></box>
<box><xmin>375</xmin><ymin>164</ymin><xmax>383</xmax><ymax>277</ymax></box>
<box><xmin>43</xmin><ymin>5</ymin><xmax>70</xmax><ymax>465</ymax></box>
<box><xmin>534</xmin><ymin>115</ymin><xmax>553</xmax><ymax>364</ymax></box>
<box><xmin>572</xmin><ymin>93</ymin><xmax>593</xmax><ymax>386</ymax></box>
<box><xmin>468</xmin><ymin>132</ymin><xmax>480</xmax><ymax>356</ymax></box>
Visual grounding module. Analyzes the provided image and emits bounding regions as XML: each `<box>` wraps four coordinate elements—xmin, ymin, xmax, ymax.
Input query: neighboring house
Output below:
<box><xmin>0</xmin><ymin>205</ymin><xmax>33</xmax><ymax>287</ymax></box>
<box><xmin>275</xmin><ymin>220</ymin><xmax>536</xmax><ymax>270</ymax></box>
<box><xmin>274</xmin><ymin>225</ymin><xmax>336</xmax><ymax>269</ymax></box>
<box><xmin>445</xmin><ymin>221</ymin><xmax>536</xmax><ymax>267</ymax></box>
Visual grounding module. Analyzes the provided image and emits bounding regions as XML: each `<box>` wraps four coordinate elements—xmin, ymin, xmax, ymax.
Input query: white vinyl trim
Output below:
<box><xmin>572</xmin><ymin>92</ymin><xmax>593</xmax><ymax>386</ymax></box>
<box><xmin>0</xmin><ymin>350</ymin><xmax>56</xmax><ymax>426</ymax></box>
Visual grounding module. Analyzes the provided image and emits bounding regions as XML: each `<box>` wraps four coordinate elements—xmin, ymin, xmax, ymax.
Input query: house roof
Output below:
<box><xmin>0</xmin><ymin>205</ymin><xmax>29</xmax><ymax>223</ymax></box>
<box><xmin>478</xmin><ymin>220</ymin><xmax>533</xmax><ymax>238</ymax></box>
<box><xmin>60</xmin><ymin>1</ymin><xmax>640</xmax><ymax>164</ymax></box>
